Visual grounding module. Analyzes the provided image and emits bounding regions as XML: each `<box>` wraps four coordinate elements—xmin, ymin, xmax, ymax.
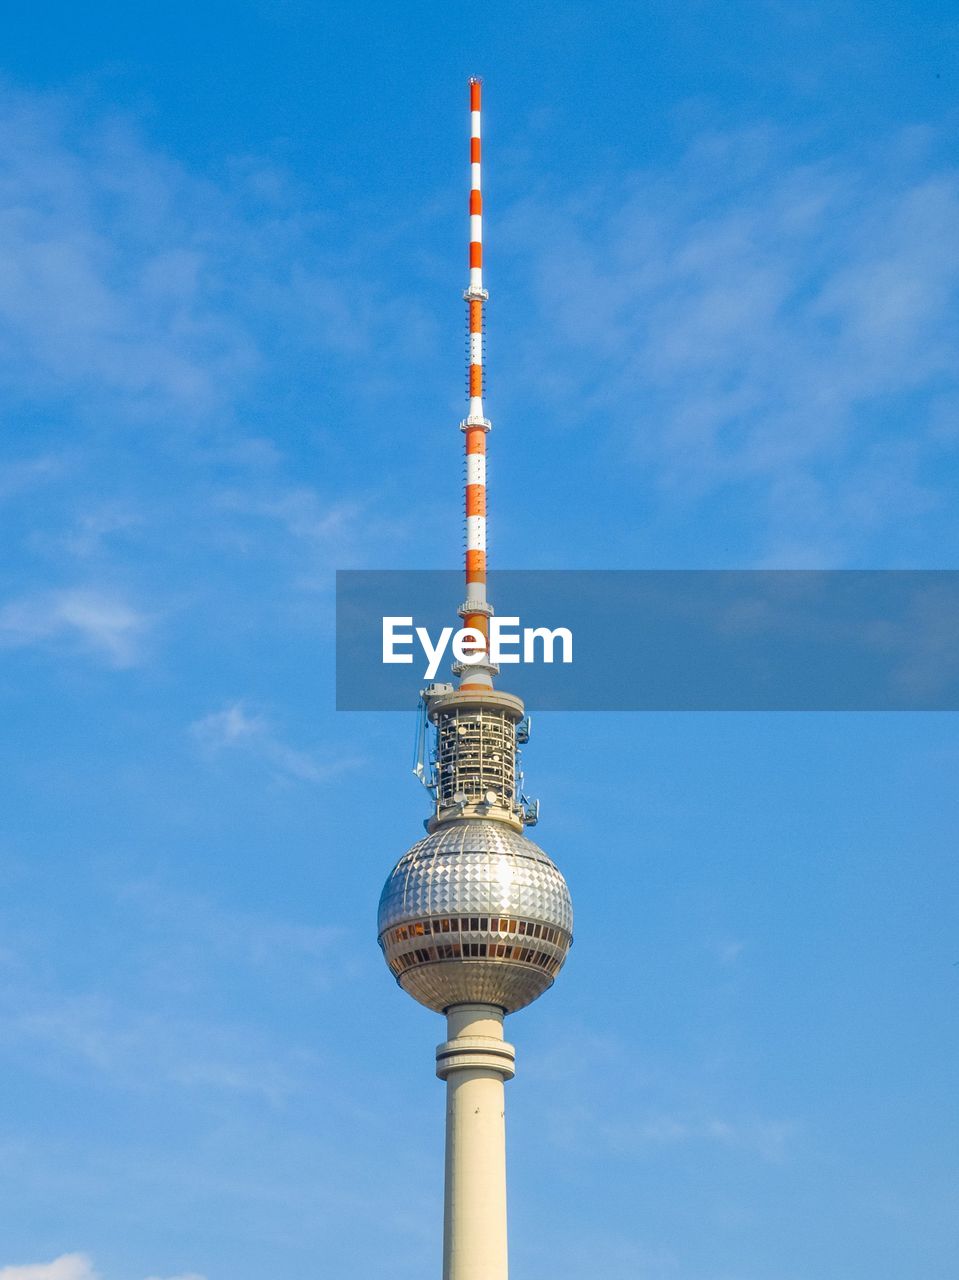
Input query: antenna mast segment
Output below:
<box><xmin>456</xmin><ymin>77</ymin><xmax>495</xmax><ymax>693</ymax></box>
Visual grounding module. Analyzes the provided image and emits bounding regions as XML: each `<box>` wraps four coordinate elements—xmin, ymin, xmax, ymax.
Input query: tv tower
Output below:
<box><xmin>377</xmin><ymin>79</ymin><xmax>574</xmax><ymax>1280</ymax></box>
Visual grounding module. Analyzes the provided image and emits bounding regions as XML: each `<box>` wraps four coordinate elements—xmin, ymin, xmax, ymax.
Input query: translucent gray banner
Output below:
<box><xmin>335</xmin><ymin>570</ymin><xmax>959</xmax><ymax>711</ymax></box>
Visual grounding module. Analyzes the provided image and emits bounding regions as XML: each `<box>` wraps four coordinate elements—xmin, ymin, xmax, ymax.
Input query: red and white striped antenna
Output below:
<box><xmin>457</xmin><ymin>76</ymin><xmax>495</xmax><ymax>692</ymax></box>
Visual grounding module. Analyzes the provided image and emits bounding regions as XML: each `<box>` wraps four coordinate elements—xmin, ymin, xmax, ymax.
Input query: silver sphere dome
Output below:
<box><xmin>378</xmin><ymin>819</ymin><xmax>573</xmax><ymax>1014</ymax></box>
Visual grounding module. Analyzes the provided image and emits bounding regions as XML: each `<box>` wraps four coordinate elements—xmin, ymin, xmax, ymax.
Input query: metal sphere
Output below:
<box><xmin>378</xmin><ymin>819</ymin><xmax>573</xmax><ymax>1014</ymax></box>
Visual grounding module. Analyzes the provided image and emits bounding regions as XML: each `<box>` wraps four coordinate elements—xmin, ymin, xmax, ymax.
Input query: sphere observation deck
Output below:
<box><xmin>378</xmin><ymin>819</ymin><xmax>573</xmax><ymax>1014</ymax></box>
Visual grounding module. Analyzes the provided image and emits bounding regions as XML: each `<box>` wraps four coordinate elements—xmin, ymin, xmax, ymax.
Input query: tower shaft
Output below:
<box><xmin>437</xmin><ymin>1004</ymin><xmax>515</xmax><ymax>1280</ymax></box>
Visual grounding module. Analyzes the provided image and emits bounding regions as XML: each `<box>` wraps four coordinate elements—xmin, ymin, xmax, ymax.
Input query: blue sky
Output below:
<box><xmin>0</xmin><ymin>2</ymin><xmax>957</xmax><ymax>1278</ymax></box>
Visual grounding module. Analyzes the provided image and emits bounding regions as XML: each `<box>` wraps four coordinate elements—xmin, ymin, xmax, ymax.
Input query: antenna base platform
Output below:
<box><xmin>450</xmin><ymin>659</ymin><xmax>500</xmax><ymax>680</ymax></box>
<box><xmin>457</xmin><ymin>599</ymin><xmax>494</xmax><ymax>619</ymax></box>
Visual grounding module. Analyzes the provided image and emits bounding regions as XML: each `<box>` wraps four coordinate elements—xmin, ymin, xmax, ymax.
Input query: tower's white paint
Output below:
<box><xmin>437</xmin><ymin>1004</ymin><xmax>515</xmax><ymax>1280</ymax></box>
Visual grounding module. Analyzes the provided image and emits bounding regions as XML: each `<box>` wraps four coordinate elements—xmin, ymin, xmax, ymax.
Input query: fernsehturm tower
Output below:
<box><xmin>377</xmin><ymin>80</ymin><xmax>574</xmax><ymax>1280</ymax></box>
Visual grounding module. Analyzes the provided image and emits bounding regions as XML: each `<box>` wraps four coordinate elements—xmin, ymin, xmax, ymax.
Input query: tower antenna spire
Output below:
<box><xmin>458</xmin><ymin>76</ymin><xmax>495</xmax><ymax>692</ymax></box>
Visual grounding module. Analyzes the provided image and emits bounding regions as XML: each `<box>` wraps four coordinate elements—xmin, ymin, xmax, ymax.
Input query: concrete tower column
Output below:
<box><xmin>435</xmin><ymin>1003</ymin><xmax>516</xmax><ymax>1280</ymax></box>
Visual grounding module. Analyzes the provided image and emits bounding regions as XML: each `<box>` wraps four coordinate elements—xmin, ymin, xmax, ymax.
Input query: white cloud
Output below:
<box><xmin>526</xmin><ymin>1022</ymin><xmax>799</xmax><ymax>1167</ymax></box>
<box><xmin>713</xmin><ymin>937</ymin><xmax>747</xmax><ymax>966</ymax></box>
<box><xmin>600</xmin><ymin>1113</ymin><xmax>797</xmax><ymax>1163</ymax></box>
<box><xmin>503</xmin><ymin>125</ymin><xmax>959</xmax><ymax>563</ymax></box>
<box><xmin>0</xmin><ymin>874</ymin><xmax>349</xmax><ymax>1103</ymax></box>
<box><xmin>0</xmin><ymin>989</ymin><xmax>309</xmax><ymax>1103</ymax></box>
<box><xmin>0</xmin><ymin>588</ymin><xmax>149</xmax><ymax>666</ymax></box>
<box><xmin>0</xmin><ymin>1258</ymin><xmax>97</xmax><ymax>1280</ymax></box>
<box><xmin>190</xmin><ymin>701</ymin><xmax>358</xmax><ymax>783</ymax></box>
<box><xmin>0</xmin><ymin>87</ymin><xmax>255</xmax><ymax>420</ymax></box>
<box><xmin>214</xmin><ymin>483</ymin><xmax>409</xmax><ymax>591</ymax></box>
<box><xmin>0</xmin><ymin>1261</ymin><xmax>204</xmax><ymax>1280</ymax></box>
<box><xmin>0</xmin><ymin>83</ymin><xmax>434</xmax><ymax>431</ymax></box>
<box><xmin>218</xmin><ymin>488</ymin><xmax>364</xmax><ymax>547</ymax></box>
<box><xmin>144</xmin><ymin>1274</ymin><xmax>206</xmax><ymax>1279</ymax></box>
<box><xmin>59</xmin><ymin>503</ymin><xmax>144</xmax><ymax>558</ymax></box>
<box><xmin>191</xmin><ymin>701</ymin><xmax>263</xmax><ymax>748</ymax></box>
<box><xmin>117</xmin><ymin>879</ymin><xmax>343</xmax><ymax>978</ymax></box>
<box><xmin>0</xmin><ymin>454</ymin><xmax>67</xmax><ymax>502</ymax></box>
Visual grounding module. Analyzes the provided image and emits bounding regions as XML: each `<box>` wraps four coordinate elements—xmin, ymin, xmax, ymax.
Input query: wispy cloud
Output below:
<box><xmin>503</xmin><ymin>125</ymin><xmax>959</xmax><ymax>562</ymax></box>
<box><xmin>57</xmin><ymin>503</ymin><xmax>144</xmax><ymax>558</ymax></box>
<box><xmin>0</xmin><ymin>86</ymin><xmax>256</xmax><ymax>420</ymax></box>
<box><xmin>0</xmin><ymin>985</ymin><xmax>315</xmax><ymax>1105</ymax></box>
<box><xmin>525</xmin><ymin>1021</ymin><xmax>799</xmax><ymax>1167</ymax></box>
<box><xmin>117</xmin><ymin>880</ymin><xmax>344</xmax><ymax>982</ymax></box>
<box><xmin>0</xmin><ymin>454</ymin><xmax>67</xmax><ymax>502</ymax></box>
<box><xmin>0</xmin><ymin>875</ymin><xmax>351</xmax><ymax>1104</ymax></box>
<box><xmin>711</xmin><ymin>937</ymin><xmax>747</xmax><ymax>966</ymax></box>
<box><xmin>540</xmin><ymin>1091</ymin><xmax>799</xmax><ymax>1166</ymax></box>
<box><xmin>516</xmin><ymin>1232</ymin><xmax>679</xmax><ymax>1280</ymax></box>
<box><xmin>0</xmin><ymin>1259</ymin><xmax>98</xmax><ymax>1280</ymax></box>
<box><xmin>190</xmin><ymin>701</ymin><xmax>359</xmax><ymax>783</ymax></box>
<box><xmin>600</xmin><ymin>1112</ymin><xmax>798</xmax><ymax>1164</ymax></box>
<box><xmin>213</xmin><ymin>483</ymin><xmax>412</xmax><ymax>591</ymax></box>
<box><xmin>216</xmin><ymin>487</ymin><xmax>366</xmax><ymax>553</ymax></box>
<box><xmin>0</xmin><ymin>82</ymin><xmax>437</xmax><ymax>433</ymax></box>
<box><xmin>0</xmin><ymin>1257</ymin><xmax>204</xmax><ymax>1280</ymax></box>
<box><xmin>0</xmin><ymin>587</ymin><xmax>150</xmax><ymax>666</ymax></box>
